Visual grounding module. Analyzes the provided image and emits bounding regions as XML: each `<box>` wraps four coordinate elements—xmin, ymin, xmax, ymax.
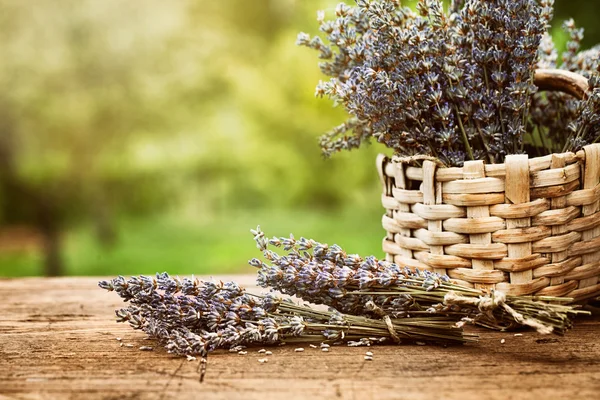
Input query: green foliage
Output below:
<box><xmin>0</xmin><ymin>208</ymin><xmax>384</xmax><ymax>276</ymax></box>
<box><xmin>0</xmin><ymin>0</ymin><xmax>597</xmax><ymax>276</ymax></box>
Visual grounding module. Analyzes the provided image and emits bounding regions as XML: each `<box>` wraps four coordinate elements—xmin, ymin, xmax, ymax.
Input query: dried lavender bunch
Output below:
<box><xmin>98</xmin><ymin>275</ymin><xmax>272</xmax><ymax>358</ymax></box>
<box><xmin>298</xmin><ymin>0</ymin><xmax>552</xmax><ymax>165</ymax></box>
<box><xmin>455</xmin><ymin>0</ymin><xmax>551</xmax><ymax>160</ymax></box>
<box><xmin>531</xmin><ymin>19</ymin><xmax>600</xmax><ymax>153</ymax></box>
<box><xmin>250</xmin><ymin>227</ymin><xmax>588</xmax><ymax>335</ymax></box>
<box><xmin>99</xmin><ymin>274</ymin><xmax>473</xmax><ymax>380</ymax></box>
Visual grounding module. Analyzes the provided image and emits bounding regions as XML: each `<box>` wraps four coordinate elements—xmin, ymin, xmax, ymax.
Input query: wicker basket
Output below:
<box><xmin>376</xmin><ymin>69</ymin><xmax>600</xmax><ymax>302</ymax></box>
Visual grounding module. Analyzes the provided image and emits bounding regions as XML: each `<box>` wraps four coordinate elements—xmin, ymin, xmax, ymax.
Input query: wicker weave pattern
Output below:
<box><xmin>377</xmin><ymin>144</ymin><xmax>600</xmax><ymax>302</ymax></box>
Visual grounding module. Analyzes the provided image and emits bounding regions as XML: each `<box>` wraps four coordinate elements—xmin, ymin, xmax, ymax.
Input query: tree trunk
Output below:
<box><xmin>42</xmin><ymin>227</ymin><xmax>63</xmax><ymax>277</ymax></box>
<box><xmin>36</xmin><ymin>190</ymin><xmax>64</xmax><ymax>277</ymax></box>
<box><xmin>1</xmin><ymin>103</ymin><xmax>65</xmax><ymax>276</ymax></box>
<box><xmin>92</xmin><ymin>188</ymin><xmax>117</xmax><ymax>248</ymax></box>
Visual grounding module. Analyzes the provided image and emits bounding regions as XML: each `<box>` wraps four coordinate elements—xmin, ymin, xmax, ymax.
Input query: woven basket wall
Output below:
<box><xmin>377</xmin><ymin>144</ymin><xmax>600</xmax><ymax>302</ymax></box>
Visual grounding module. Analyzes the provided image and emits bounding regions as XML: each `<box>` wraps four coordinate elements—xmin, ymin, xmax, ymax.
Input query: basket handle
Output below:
<box><xmin>534</xmin><ymin>68</ymin><xmax>589</xmax><ymax>100</ymax></box>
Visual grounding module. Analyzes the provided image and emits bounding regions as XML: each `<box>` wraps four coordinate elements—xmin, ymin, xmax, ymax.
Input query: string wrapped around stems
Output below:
<box><xmin>250</xmin><ymin>227</ymin><xmax>588</xmax><ymax>335</ymax></box>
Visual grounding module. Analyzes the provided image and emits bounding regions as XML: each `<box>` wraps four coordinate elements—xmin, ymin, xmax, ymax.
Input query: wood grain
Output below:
<box><xmin>505</xmin><ymin>154</ymin><xmax>533</xmax><ymax>287</ymax></box>
<box><xmin>534</xmin><ymin>68</ymin><xmax>589</xmax><ymax>100</ymax></box>
<box><xmin>422</xmin><ymin>160</ymin><xmax>446</xmax><ymax>276</ymax></box>
<box><xmin>463</xmin><ymin>161</ymin><xmax>494</xmax><ymax>292</ymax></box>
<box><xmin>1</xmin><ymin>277</ymin><xmax>599</xmax><ymax>400</ymax></box>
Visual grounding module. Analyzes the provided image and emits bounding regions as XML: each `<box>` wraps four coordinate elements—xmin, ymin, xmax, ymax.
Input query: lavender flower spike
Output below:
<box><xmin>250</xmin><ymin>226</ymin><xmax>588</xmax><ymax>334</ymax></box>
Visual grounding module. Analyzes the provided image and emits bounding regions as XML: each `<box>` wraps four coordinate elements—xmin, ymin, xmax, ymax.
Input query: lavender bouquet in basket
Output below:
<box><xmin>298</xmin><ymin>0</ymin><xmax>600</xmax><ymax>165</ymax></box>
<box><xmin>98</xmin><ymin>0</ymin><xmax>597</xmax><ymax>383</ymax></box>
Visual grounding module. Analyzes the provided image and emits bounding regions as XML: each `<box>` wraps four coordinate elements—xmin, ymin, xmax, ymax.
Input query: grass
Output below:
<box><xmin>0</xmin><ymin>206</ymin><xmax>385</xmax><ymax>277</ymax></box>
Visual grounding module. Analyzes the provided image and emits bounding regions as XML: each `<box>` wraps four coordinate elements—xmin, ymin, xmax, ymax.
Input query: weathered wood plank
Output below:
<box><xmin>0</xmin><ymin>277</ymin><xmax>599</xmax><ymax>400</ymax></box>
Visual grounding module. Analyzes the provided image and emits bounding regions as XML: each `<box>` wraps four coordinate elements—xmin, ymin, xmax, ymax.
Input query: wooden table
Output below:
<box><xmin>1</xmin><ymin>277</ymin><xmax>599</xmax><ymax>400</ymax></box>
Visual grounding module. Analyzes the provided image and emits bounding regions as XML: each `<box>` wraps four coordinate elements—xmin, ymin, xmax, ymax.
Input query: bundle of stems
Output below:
<box><xmin>99</xmin><ymin>273</ymin><xmax>474</xmax><ymax>381</ymax></box>
<box><xmin>250</xmin><ymin>227</ymin><xmax>589</xmax><ymax>335</ymax></box>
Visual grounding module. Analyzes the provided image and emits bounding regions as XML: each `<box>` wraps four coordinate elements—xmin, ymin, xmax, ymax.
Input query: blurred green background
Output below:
<box><xmin>0</xmin><ymin>0</ymin><xmax>597</xmax><ymax>277</ymax></box>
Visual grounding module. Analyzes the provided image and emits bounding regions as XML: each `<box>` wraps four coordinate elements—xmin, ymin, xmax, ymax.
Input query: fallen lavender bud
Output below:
<box><xmin>348</xmin><ymin>339</ymin><xmax>372</xmax><ymax>347</ymax></box>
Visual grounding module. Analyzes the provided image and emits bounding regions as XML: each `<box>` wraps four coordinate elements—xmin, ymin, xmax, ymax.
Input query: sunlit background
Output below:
<box><xmin>0</xmin><ymin>0</ymin><xmax>597</xmax><ymax>277</ymax></box>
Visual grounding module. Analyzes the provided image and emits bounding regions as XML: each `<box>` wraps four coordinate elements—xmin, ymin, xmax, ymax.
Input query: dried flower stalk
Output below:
<box><xmin>300</xmin><ymin>0</ymin><xmax>600</xmax><ymax>165</ymax></box>
<box><xmin>531</xmin><ymin>19</ymin><xmax>600</xmax><ymax>154</ymax></box>
<box><xmin>250</xmin><ymin>227</ymin><xmax>588</xmax><ymax>335</ymax></box>
<box><xmin>99</xmin><ymin>273</ymin><xmax>474</xmax><ymax>381</ymax></box>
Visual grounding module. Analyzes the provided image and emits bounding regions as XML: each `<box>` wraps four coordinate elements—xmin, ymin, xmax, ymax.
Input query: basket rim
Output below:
<box><xmin>376</xmin><ymin>145</ymin><xmax>600</xmax><ymax>186</ymax></box>
<box><xmin>389</xmin><ymin>148</ymin><xmax>585</xmax><ymax>168</ymax></box>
